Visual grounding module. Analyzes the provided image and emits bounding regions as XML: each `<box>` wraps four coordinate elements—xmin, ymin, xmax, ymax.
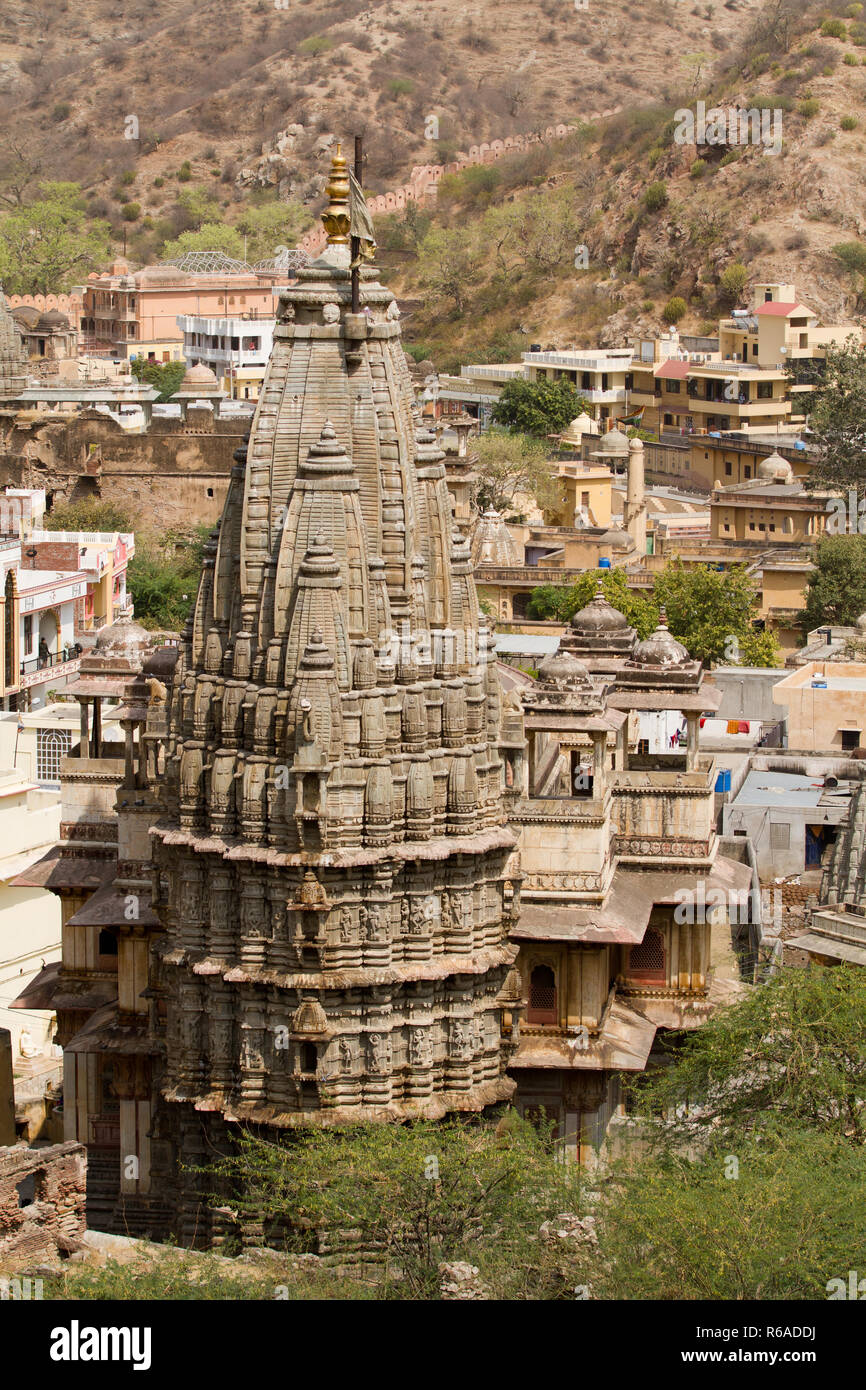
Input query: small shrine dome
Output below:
<box><xmin>537</xmin><ymin>649</ymin><xmax>591</xmax><ymax>687</ymax></box>
<box><xmin>94</xmin><ymin>613</ymin><xmax>152</xmax><ymax>663</ymax></box>
<box><xmin>174</xmin><ymin>362</ymin><xmax>222</xmax><ymax>397</ymax></box>
<box><xmin>570</xmin><ymin>581</ymin><xmax>630</xmax><ymax>634</ymax></box>
<box><xmin>560</xmin><ymin>411</ymin><xmax>597</xmax><ymax>445</ymax></box>
<box><xmin>757</xmin><ymin>451</ymin><xmax>794</xmax><ymax>483</ymax></box>
<box><xmin>631</xmin><ymin>611</ymin><xmax>690</xmax><ymax>667</ymax></box>
<box><xmin>594</xmin><ymin>425</ymin><xmax>629</xmax><ymax>459</ymax></box>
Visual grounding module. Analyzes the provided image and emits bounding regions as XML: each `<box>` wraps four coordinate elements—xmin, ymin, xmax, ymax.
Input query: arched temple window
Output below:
<box><xmin>526</xmin><ymin>964</ymin><xmax>557</xmax><ymax>1025</ymax></box>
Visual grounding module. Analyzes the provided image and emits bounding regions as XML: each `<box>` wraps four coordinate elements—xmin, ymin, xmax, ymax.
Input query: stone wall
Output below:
<box><xmin>0</xmin><ymin>407</ymin><xmax>249</xmax><ymax>530</ymax></box>
<box><xmin>0</xmin><ymin>1141</ymin><xmax>86</xmax><ymax>1265</ymax></box>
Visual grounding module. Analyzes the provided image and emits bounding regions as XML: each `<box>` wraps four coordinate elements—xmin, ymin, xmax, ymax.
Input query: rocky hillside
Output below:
<box><xmin>377</xmin><ymin>0</ymin><xmax>866</xmax><ymax>366</ymax></box>
<box><xmin>0</xmin><ymin>0</ymin><xmax>755</xmax><ymax>231</ymax></box>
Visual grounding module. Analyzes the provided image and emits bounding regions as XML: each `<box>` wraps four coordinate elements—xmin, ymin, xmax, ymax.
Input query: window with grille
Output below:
<box><xmin>36</xmin><ymin>728</ymin><xmax>71</xmax><ymax>782</ymax></box>
<box><xmin>770</xmin><ymin>822</ymin><xmax>791</xmax><ymax>850</ymax></box>
<box><xmin>628</xmin><ymin>928</ymin><xmax>666</xmax><ymax>983</ymax></box>
<box><xmin>527</xmin><ymin>965</ymin><xmax>557</xmax><ymax>1024</ymax></box>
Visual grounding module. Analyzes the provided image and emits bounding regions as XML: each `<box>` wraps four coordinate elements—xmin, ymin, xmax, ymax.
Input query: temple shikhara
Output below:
<box><xmin>11</xmin><ymin>148</ymin><xmax>755</xmax><ymax>1239</ymax></box>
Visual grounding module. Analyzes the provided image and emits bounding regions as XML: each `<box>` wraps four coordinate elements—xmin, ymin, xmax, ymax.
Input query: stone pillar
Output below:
<box><xmin>615</xmin><ymin>719</ymin><xmax>628</xmax><ymax>771</ymax></box>
<box><xmin>625</xmin><ymin>437</ymin><xmax>646</xmax><ymax>555</ymax></box>
<box><xmin>685</xmin><ymin>711</ymin><xmax>700</xmax><ymax>771</ymax></box>
<box><xmin>91</xmin><ymin>696</ymin><xmax>102</xmax><ymax>758</ymax></box>
<box><xmin>79</xmin><ymin>698</ymin><xmax>90</xmax><ymax>757</ymax></box>
<box><xmin>591</xmin><ymin>729</ymin><xmax>607</xmax><ymax>797</ymax></box>
<box><xmin>123</xmin><ymin>721</ymin><xmax>135</xmax><ymax>787</ymax></box>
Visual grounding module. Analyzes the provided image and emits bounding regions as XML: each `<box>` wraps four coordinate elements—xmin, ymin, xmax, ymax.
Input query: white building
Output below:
<box><xmin>176</xmin><ymin>312</ymin><xmax>276</xmax><ymax>400</ymax></box>
<box><xmin>434</xmin><ymin>348</ymin><xmax>635</xmax><ymax>427</ymax></box>
<box><xmin>0</xmin><ymin>489</ymin><xmax>135</xmax><ymax>713</ymax></box>
<box><xmin>0</xmin><ymin>766</ymin><xmax>62</xmax><ymax>1060</ymax></box>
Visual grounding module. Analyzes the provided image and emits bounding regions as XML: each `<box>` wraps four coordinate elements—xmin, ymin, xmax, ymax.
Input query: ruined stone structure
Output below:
<box><xmin>0</xmin><ymin>407</ymin><xmax>244</xmax><ymax>529</ymax></box>
<box><xmin>0</xmin><ymin>1141</ymin><xmax>86</xmax><ymax>1265</ymax></box>
<box><xmin>149</xmin><ymin>149</ymin><xmax>521</xmax><ymax>1239</ymax></box>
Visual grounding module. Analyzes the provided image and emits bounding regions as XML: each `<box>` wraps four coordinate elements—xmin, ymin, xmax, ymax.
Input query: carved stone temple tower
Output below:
<box><xmin>150</xmin><ymin>148</ymin><xmax>521</xmax><ymax>1237</ymax></box>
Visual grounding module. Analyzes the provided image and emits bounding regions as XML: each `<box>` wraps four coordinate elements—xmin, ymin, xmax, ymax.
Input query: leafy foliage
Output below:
<box><xmin>130</xmin><ymin>358</ymin><xmax>187</xmax><ymax>401</ymax></box>
<box><xmin>804</xmin><ymin>533</ymin><xmax>866</xmax><ymax>629</ymax></box>
<box><xmin>630</xmin><ymin>964</ymin><xmax>866</xmax><ymax>1147</ymax></box>
<box><xmin>528</xmin><ymin>567</ymin><xmax>657</xmax><ymax>635</ymax></box>
<box><xmin>473</xmin><ymin>428</ymin><xmax>557</xmax><ymax>515</ymax></box>
<box><xmin>653</xmin><ymin>559</ymin><xmax>779</xmax><ymax>666</ymax></box>
<box><xmin>806</xmin><ymin>339</ymin><xmax>866</xmax><ymax>491</ymax></box>
<box><xmin>491</xmin><ymin>376</ymin><xmax>588</xmax><ymax>438</ymax></box>
<box><xmin>206</xmin><ymin>1115</ymin><xmax>584</xmax><ymax>1300</ymax></box>
<box><xmin>592</xmin><ymin>1127</ymin><xmax>865</xmax><ymax>1300</ymax></box>
<box><xmin>718</xmin><ymin>261</ymin><xmax>749</xmax><ymax>304</ymax></box>
<box><xmin>160</xmin><ymin>222</ymin><xmax>245</xmax><ymax>261</ymax></box>
<box><xmin>127</xmin><ymin>527</ymin><xmax>211</xmax><ymax>631</ymax></box>
<box><xmin>529</xmin><ymin>560</ymin><xmax>778</xmax><ymax>666</ymax></box>
<box><xmin>0</xmin><ymin>182</ymin><xmax>111</xmax><ymax>293</ymax></box>
<box><xmin>41</xmin><ymin>500</ymin><xmax>136</xmax><ymax>532</ymax></box>
<box><xmin>662</xmin><ymin>295</ymin><xmax>687</xmax><ymax>324</ymax></box>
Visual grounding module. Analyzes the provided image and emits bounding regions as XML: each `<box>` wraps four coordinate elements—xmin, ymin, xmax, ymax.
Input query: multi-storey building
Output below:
<box><xmin>0</xmin><ymin>489</ymin><xmax>135</xmax><ymax>711</ymax></box>
<box><xmin>80</xmin><ymin>258</ymin><xmax>290</xmax><ymax>362</ymax></box>
<box><xmin>176</xmin><ymin>313</ymin><xmax>275</xmax><ymax>401</ymax></box>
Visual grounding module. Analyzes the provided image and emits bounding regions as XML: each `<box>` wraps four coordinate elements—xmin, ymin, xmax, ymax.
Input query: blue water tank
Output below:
<box><xmin>598</xmin><ymin>558</ymin><xmax>611</xmax><ymax>568</ymax></box>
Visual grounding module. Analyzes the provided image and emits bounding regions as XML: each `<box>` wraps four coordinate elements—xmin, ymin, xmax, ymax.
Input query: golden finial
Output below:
<box><xmin>321</xmin><ymin>142</ymin><xmax>351</xmax><ymax>245</ymax></box>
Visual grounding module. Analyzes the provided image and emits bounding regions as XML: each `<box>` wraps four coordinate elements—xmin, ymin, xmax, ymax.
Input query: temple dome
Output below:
<box><xmin>537</xmin><ymin>649</ymin><xmax>591</xmax><ymax>687</ymax></box>
<box><xmin>35</xmin><ymin>309</ymin><xmax>70</xmax><ymax>330</ymax></box>
<box><xmin>560</xmin><ymin>411</ymin><xmax>596</xmax><ymax>445</ymax></box>
<box><xmin>94</xmin><ymin>613</ymin><xmax>152</xmax><ymax>662</ymax></box>
<box><xmin>597</xmin><ymin>526</ymin><xmax>631</xmax><ymax>549</ymax></box>
<box><xmin>632</xmin><ymin>612</ymin><xmax>689</xmax><ymax>667</ymax></box>
<box><xmin>175</xmin><ymin>362</ymin><xmax>221</xmax><ymax>396</ymax></box>
<box><xmin>571</xmin><ymin>581</ymin><xmax>630</xmax><ymax>634</ymax></box>
<box><xmin>595</xmin><ymin>425</ymin><xmax>629</xmax><ymax>459</ymax></box>
<box><xmin>757</xmin><ymin>451</ymin><xmax>794</xmax><ymax>483</ymax></box>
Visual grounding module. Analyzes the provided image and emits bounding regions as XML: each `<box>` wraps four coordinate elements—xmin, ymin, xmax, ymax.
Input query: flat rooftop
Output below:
<box><xmin>733</xmin><ymin>768</ymin><xmax>853</xmax><ymax>809</ymax></box>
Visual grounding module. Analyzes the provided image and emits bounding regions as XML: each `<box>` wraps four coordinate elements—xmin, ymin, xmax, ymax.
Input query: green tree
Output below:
<box><xmin>491</xmin><ymin>377</ymin><xmax>588</xmax><ymax>438</ymax></box>
<box><xmin>41</xmin><ymin>500</ymin><xmax>136</xmax><ymax>532</ymax></box>
<box><xmin>584</xmin><ymin>964</ymin><xmax>866</xmax><ymax>1300</ymax></box>
<box><xmin>592</xmin><ymin>1127</ymin><xmax>865</xmax><ymax>1300</ymax></box>
<box><xmin>473</xmin><ymin>428</ymin><xmax>558</xmax><ymax>515</ymax></box>
<box><xmin>832</xmin><ymin>241</ymin><xmax>866</xmax><ymax>276</ymax></box>
<box><xmin>206</xmin><ymin>1115</ymin><xmax>583</xmax><ymax>1300</ymax></box>
<box><xmin>175</xmin><ymin>186</ymin><xmax>221</xmax><ymax>228</ymax></box>
<box><xmin>803</xmin><ymin>533</ymin><xmax>866</xmax><ymax>628</ymax></box>
<box><xmin>652</xmin><ymin>559</ymin><xmax>779</xmax><ymax>666</ymax></box>
<box><xmin>126</xmin><ymin>525</ymin><xmax>210</xmax><ymax>630</ymax></box>
<box><xmin>130</xmin><ymin>357</ymin><xmax>187</xmax><ymax>402</ymax></box>
<box><xmin>719</xmin><ymin>261</ymin><xmax>749</xmax><ymax>305</ymax></box>
<box><xmin>234</xmin><ymin>200</ymin><xmax>311</xmax><ymax>261</ymax></box>
<box><xmin>528</xmin><ymin>566</ymin><xmax>658</xmax><ymax>636</ymax></box>
<box><xmin>632</xmin><ymin>963</ymin><xmax>866</xmax><ymax>1147</ymax></box>
<box><xmin>643</xmin><ymin>180</ymin><xmax>668</xmax><ymax>213</ymax></box>
<box><xmin>160</xmin><ymin>222</ymin><xmax>245</xmax><ymax>262</ymax></box>
<box><xmin>662</xmin><ymin>295</ymin><xmax>687</xmax><ymax>324</ymax></box>
<box><xmin>0</xmin><ymin>182</ymin><xmax>111</xmax><ymax>293</ymax></box>
<box><xmin>804</xmin><ymin>338</ymin><xmax>866</xmax><ymax>490</ymax></box>
<box><xmin>415</xmin><ymin>225</ymin><xmax>482</xmax><ymax>315</ymax></box>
